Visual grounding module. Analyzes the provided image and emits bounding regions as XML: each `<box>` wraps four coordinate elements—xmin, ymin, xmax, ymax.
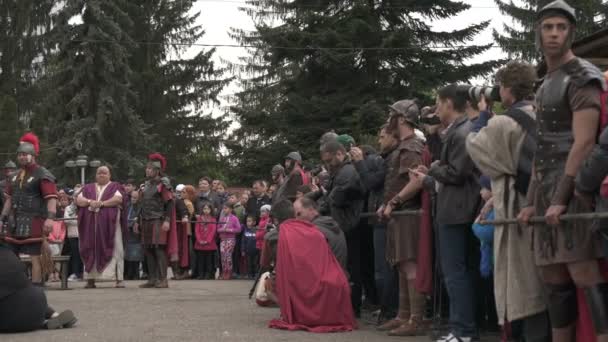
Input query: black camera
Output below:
<box><xmin>467</xmin><ymin>85</ymin><xmax>501</xmax><ymax>103</ymax></box>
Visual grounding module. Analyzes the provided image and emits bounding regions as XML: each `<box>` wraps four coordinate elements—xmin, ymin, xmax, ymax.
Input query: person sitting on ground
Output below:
<box><xmin>293</xmin><ymin>196</ymin><xmax>347</xmax><ymax>272</ymax></box>
<box><xmin>0</xmin><ymin>241</ymin><xmax>77</xmax><ymax>333</ymax></box>
<box><xmin>266</xmin><ymin>200</ymin><xmax>357</xmax><ymax>333</ymax></box>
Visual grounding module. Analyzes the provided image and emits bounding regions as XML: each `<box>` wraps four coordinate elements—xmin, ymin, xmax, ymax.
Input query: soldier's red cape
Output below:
<box><xmin>159</xmin><ymin>183</ymin><xmax>178</xmax><ymax>261</ymax></box>
<box><xmin>268</xmin><ymin>219</ymin><xmax>357</xmax><ymax>333</ymax></box>
<box><xmin>415</xmin><ymin>147</ymin><xmax>433</xmax><ymax>295</ymax></box>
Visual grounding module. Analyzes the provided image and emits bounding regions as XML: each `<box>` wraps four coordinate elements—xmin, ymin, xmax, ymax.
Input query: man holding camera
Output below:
<box><xmin>517</xmin><ymin>1</ymin><xmax>608</xmax><ymax>341</ymax></box>
<box><xmin>412</xmin><ymin>84</ymin><xmax>480</xmax><ymax>342</ymax></box>
<box><xmin>467</xmin><ymin>61</ymin><xmax>550</xmax><ymax>341</ymax></box>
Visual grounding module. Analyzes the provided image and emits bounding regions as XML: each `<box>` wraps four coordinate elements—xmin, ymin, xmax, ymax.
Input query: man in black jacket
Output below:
<box><xmin>0</xmin><ymin>242</ymin><xmax>77</xmax><ymax>332</ymax></box>
<box><xmin>351</xmin><ymin>141</ymin><xmax>392</xmax><ymax>319</ymax></box>
<box><xmin>246</xmin><ymin>180</ymin><xmax>272</xmax><ymax>222</ymax></box>
<box><xmin>414</xmin><ymin>84</ymin><xmax>480</xmax><ymax>342</ymax></box>
<box><xmin>312</xmin><ymin>140</ymin><xmax>365</xmax><ymax>316</ymax></box>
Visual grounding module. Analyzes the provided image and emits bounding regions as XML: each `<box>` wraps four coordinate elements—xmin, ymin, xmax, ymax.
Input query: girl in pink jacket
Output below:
<box><xmin>194</xmin><ymin>204</ymin><xmax>217</xmax><ymax>280</ymax></box>
<box><xmin>217</xmin><ymin>203</ymin><xmax>242</xmax><ymax>280</ymax></box>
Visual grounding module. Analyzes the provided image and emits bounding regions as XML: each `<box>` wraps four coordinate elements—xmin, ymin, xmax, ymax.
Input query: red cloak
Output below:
<box><xmin>268</xmin><ymin>219</ymin><xmax>357</xmax><ymax>333</ymax></box>
<box><xmin>575</xmin><ymin>259</ymin><xmax>608</xmax><ymax>341</ymax></box>
<box><xmin>415</xmin><ymin>147</ymin><xmax>433</xmax><ymax>295</ymax></box>
<box><xmin>160</xmin><ymin>183</ymin><xmax>178</xmax><ymax>261</ymax></box>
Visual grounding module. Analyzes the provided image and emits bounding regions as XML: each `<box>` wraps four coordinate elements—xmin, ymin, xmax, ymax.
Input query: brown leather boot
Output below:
<box><xmin>155</xmin><ymin>279</ymin><xmax>169</xmax><ymax>288</ymax></box>
<box><xmin>377</xmin><ymin>318</ymin><xmax>405</xmax><ymax>331</ymax></box>
<box><xmin>387</xmin><ymin>316</ymin><xmax>429</xmax><ymax>336</ymax></box>
<box><xmin>139</xmin><ymin>281</ymin><xmax>156</xmax><ymax>288</ymax></box>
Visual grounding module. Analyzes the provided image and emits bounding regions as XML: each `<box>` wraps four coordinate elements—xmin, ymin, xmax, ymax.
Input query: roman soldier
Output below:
<box><xmin>518</xmin><ymin>1</ymin><xmax>608</xmax><ymax>340</ymax></box>
<box><xmin>138</xmin><ymin>153</ymin><xmax>177</xmax><ymax>289</ymax></box>
<box><xmin>377</xmin><ymin>100</ymin><xmax>430</xmax><ymax>336</ymax></box>
<box><xmin>0</xmin><ymin>133</ymin><xmax>58</xmax><ymax>286</ymax></box>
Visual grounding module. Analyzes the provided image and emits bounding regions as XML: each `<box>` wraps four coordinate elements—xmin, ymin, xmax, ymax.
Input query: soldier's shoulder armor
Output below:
<box><xmin>33</xmin><ymin>166</ymin><xmax>56</xmax><ymax>183</ymax></box>
<box><xmin>563</xmin><ymin>57</ymin><xmax>607</xmax><ymax>91</ymax></box>
<box><xmin>160</xmin><ymin>177</ymin><xmax>172</xmax><ymax>191</ymax></box>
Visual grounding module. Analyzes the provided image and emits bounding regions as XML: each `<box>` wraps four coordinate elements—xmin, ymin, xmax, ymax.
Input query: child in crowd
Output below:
<box><xmin>255</xmin><ymin>205</ymin><xmax>271</xmax><ymax>253</ymax></box>
<box><xmin>217</xmin><ymin>203</ymin><xmax>242</xmax><ymax>280</ymax></box>
<box><xmin>48</xmin><ymin>220</ymin><xmax>66</xmax><ymax>282</ymax></box>
<box><xmin>472</xmin><ymin>176</ymin><xmax>499</xmax><ymax>333</ymax></box>
<box><xmin>194</xmin><ymin>204</ymin><xmax>218</xmax><ymax>280</ymax></box>
<box><xmin>242</xmin><ymin>215</ymin><xmax>259</xmax><ymax>279</ymax></box>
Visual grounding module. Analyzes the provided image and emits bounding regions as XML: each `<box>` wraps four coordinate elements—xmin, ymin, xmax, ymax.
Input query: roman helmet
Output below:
<box><xmin>389</xmin><ymin>99</ymin><xmax>420</xmax><ymax>128</ymax></box>
<box><xmin>17</xmin><ymin>133</ymin><xmax>40</xmax><ymax>156</ymax></box>
<box><xmin>147</xmin><ymin>153</ymin><xmax>167</xmax><ymax>176</ymax></box>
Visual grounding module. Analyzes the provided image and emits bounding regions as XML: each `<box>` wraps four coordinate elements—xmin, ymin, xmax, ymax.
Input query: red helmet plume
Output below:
<box><xmin>147</xmin><ymin>153</ymin><xmax>167</xmax><ymax>171</ymax></box>
<box><xmin>18</xmin><ymin>132</ymin><xmax>40</xmax><ymax>155</ymax></box>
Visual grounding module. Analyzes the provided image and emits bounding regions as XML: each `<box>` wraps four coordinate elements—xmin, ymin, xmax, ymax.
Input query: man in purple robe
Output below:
<box><xmin>76</xmin><ymin>166</ymin><xmax>128</xmax><ymax>288</ymax></box>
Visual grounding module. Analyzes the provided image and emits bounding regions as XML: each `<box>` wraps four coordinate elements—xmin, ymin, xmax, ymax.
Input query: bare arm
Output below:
<box><xmin>46</xmin><ymin>198</ymin><xmax>57</xmax><ymax>217</ymax></box>
<box><xmin>552</xmin><ymin>108</ymin><xmax>599</xmax><ymax>205</ymax></box>
<box><xmin>102</xmin><ymin>193</ymin><xmax>123</xmax><ymax>208</ymax></box>
<box><xmin>1</xmin><ymin>196</ymin><xmax>11</xmax><ymax>217</ymax></box>
<box><xmin>390</xmin><ymin>180</ymin><xmax>423</xmax><ymax>207</ymax></box>
<box><xmin>566</xmin><ymin>108</ymin><xmax>599</xmax><ymax>176</ymax></box>
<box><xmin>76</xmin><ymin>193</ymin><xmax>90</xmax><ymax>207</ymax></box>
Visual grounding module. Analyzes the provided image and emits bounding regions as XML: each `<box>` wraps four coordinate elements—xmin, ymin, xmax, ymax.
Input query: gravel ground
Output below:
<box><xmin>2</xmin><ymin>279</ymin><xmax>437</xmax><ymax>342</ymax></box>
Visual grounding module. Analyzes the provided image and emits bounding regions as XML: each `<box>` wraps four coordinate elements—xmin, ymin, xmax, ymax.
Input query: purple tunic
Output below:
<box><xmin>78</xmin><ymin>182</ymin><xmax>128</xmax><ymax>273</ymax></box>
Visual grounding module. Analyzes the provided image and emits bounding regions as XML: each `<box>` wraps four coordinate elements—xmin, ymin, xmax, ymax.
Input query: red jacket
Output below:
<box><xmin>255</xmin><ymin>216</ymin><xmax>270</xmax><ymax>250</ymax></box>
<box><xmin>194</xmin><ymin>215</ymin><xmax>217</xmax><ymax>251</ymax></box>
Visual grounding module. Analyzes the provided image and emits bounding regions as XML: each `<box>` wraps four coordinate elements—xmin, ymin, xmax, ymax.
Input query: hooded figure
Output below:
<box><xmin>312</xmin><ymin>215</ymin><xmax>347</xmax><ymax>271</ymax></box>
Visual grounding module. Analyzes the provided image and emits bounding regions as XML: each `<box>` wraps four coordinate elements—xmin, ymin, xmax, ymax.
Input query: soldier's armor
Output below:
<box><xmin>383</xmin><ymin>136</ymin><xmax>424</xmax><ymax>209</ymax></box>
<box><xmin>9</xmin><ymin>166</ymin><xmax>55</xmax><ymax>238</ymax></box>
<box><xmin>141</xmin><ymin>181</ymin><xmax>165</xmax><ymax>220</ymax></box>
<box><xmin>535</xmin><ymin>58</ymin><xmax>606</xmax><ymax>173</ymax></box>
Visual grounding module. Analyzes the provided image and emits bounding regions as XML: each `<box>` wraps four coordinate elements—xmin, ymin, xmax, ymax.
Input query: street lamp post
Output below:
<box><xmin>65</xmin><ymin>155</ymin><xmax>102</xmax><ymax>185</ymax></box>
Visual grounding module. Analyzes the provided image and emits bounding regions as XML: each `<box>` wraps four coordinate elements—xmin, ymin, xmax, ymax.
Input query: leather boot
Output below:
<box><xmin>377</xmin><ymin>319</ymin><xmax>406</xmax><ymax>331</ymax></box>
<box><xmin>140</xmin><ymin>249</ymin><xmax>158</xmax><ymax>288</ymax></box>
<box><xmin>170</xmin><ymin>262</ymin><xmax>180</xmax><ymax>280</ymax></box>
<box><xmin>387</xmin><ymin>316</ymin><xmax>428</xmax><ymax>336</ymax></box>
<box><xmin>157</xmin><ymin>248</ymin><xmax>168</xmax><ymax>285</ymax></box>
<box><xmin>155</xmin><ymin>279</ymin><xmax>169</xmax><ymax>288</ymax></box>
<box><xmin>84</xmin><ymin>279</ymin><xmax>96</xmax><ymax>289</ymax></box>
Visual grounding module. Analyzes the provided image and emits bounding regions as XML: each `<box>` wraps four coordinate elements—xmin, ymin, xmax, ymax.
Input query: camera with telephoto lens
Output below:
<box><xmin>467</xmin><ymin>85</ymin><xmax>501</xmax><ymax>103</ymax></box>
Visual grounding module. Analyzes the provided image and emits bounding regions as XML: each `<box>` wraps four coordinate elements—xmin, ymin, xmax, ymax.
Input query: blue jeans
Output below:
<box><xmin>374</xmin><ymin>224</ymin><xmax>398</xmax><ymax>313</ymax></box>
<box><xmin>438</xmin><ymin>223</ymin><xmax>477</xmax><ymax>338</ymax></box>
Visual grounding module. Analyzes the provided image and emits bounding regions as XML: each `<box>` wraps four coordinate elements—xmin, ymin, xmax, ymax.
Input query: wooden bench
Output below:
<box><xmin>20</xmin><ymin>255</ymin><xmax>71</xmax><ymax>290</ymax></box>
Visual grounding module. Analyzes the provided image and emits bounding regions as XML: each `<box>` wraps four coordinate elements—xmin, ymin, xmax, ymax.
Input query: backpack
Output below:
<box><xmin>297</xmin><ymin>167</ymin><xmax>310</xmax><ymax>186</ymax></box>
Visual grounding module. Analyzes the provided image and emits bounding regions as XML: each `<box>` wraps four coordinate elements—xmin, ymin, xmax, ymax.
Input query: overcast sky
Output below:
<box><xmin>187</xmin><ymin>0</ymin><xmax>511</xmax><ymax>115</ymax></box>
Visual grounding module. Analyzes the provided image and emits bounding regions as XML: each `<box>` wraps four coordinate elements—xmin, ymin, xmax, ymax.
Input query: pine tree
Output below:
<box><xmin>0</xmin><ymin>0</ymin><xmax>54</xmax><ymax>156</ymax></box>
<box><xmin>42</xmin><ymin>0</ymin><xmax>150</xmax><ymax>180</ymax></box>
<box><xmin>228</xmin><ymin>0</ymin><xmax>502</xmax><ymax>185</ymax></box>
<box><xmin>125</xmin><ymin>0</ymin><xmax>230</xmax><ymax>183</ymax></box>
<box><xmin>493</xmin><ymin>0</ymin><xmax>608</xmax><ymax>61</ymax></box>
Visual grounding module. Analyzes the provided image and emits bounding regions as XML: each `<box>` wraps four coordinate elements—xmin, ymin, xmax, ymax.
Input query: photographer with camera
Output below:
<box><xmin>411</xmin><ymin>84</ymin><xmax>480</xmax><ymax>342</ymax></box>
<box><xmin>466</xmin><ymin>60</ymin><xmax>550</xmax><ymax>341</ymax></box>
<box><xmin>465</xmin><ymin>85</ymin><xmax>499</xmax><ymax>133</ymax></box>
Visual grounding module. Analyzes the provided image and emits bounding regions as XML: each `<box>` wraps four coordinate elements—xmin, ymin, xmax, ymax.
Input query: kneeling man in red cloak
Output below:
<box><xmin>266</xmin><ymin>200</ymin><xmax>357</xmax><ymax>333</ymax></box>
